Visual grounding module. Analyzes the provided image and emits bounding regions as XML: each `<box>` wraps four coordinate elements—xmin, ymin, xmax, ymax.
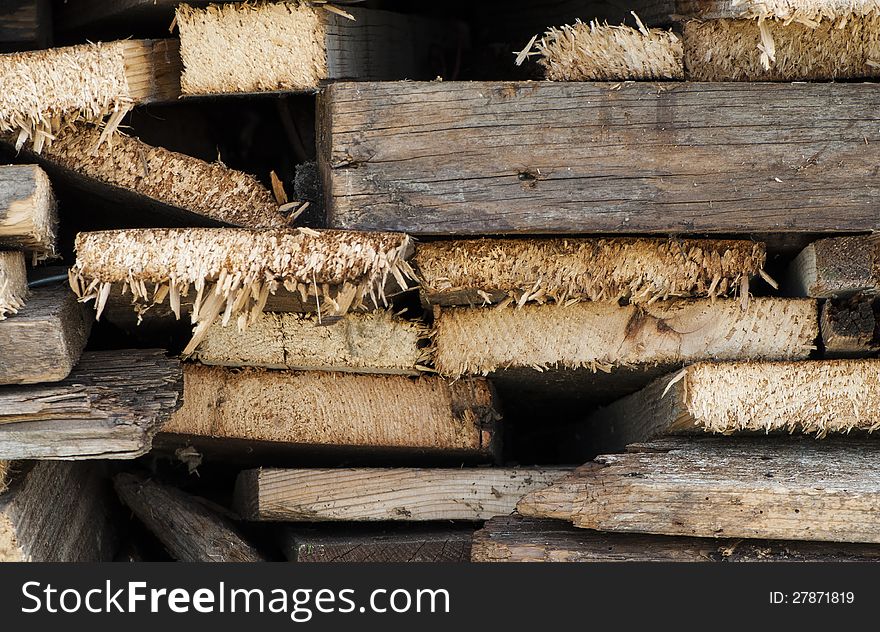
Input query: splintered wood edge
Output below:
<box><xmin>0</xmin><ymin>251</ymin><xmax>27</xmax><ymax>319</ymax></box>
<box><xmin>0</xmin><ymin>164</ymin><xmax>58</xmax><ymax>259</ymax></box>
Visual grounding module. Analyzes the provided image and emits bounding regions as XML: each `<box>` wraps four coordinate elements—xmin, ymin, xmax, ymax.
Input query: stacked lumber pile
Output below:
<box><xmin>1</xmin><ymin>0</ymin><xmax>878</xmax><ymax>562</ymax></box>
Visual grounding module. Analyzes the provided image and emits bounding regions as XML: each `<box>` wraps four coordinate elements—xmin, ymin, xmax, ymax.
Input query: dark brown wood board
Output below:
<box><xmin>283</xmin><ymin>525</ymin><xmax>473</xmax><ymax>562</ymax></box>
<box><xmin>0</xmin><ymin>0</ymin><xmax>50</xmax><ymax>51</ymax></box>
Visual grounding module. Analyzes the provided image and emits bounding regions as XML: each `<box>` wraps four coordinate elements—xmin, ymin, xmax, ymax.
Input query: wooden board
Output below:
<box><xmin>0</xmin><ymin>349</ymin><xmax>182</xmax><ymax>460</ymax></box>
<box><xmin>0</xmin><ymin>164</ymin><xmax>56</xmax><ymax>258</ymax></box>
<box><xmin>788</xmin><ymin>235</ymin><xmax>880</xmax><ymax>298</ymax></box>
<box><xmin>161</xmin><ymin>365</ymin><xmax>500</xmax><ymax>461</ymax></box>
<box><xmin>590</xmin><ymin>359</ymin><xmax>880</xmax><ymax>450</ymax></box>
<box><xmin>113</xmin><ymin>472</ymin><xmax>265</xmax><ymax>562</ymax></box>
<box><xmin>283</xmin><ymin>525</ymin><xmax>473</xmax><ymax>562</ymax></box>
<box><xmin>433</xmin><ymin>298</ymin><xmax>817</xmax><ymax>377</ymax></box>
<box><xmin>0</xmin><ymin>284</ymin><xmax>91</xmax><ymax>385</ymax></box>
<box><xmin>192</xmin><ymin>311</ymin><xmax>428</xmax><ymax>375</ymax></box>
<box><xmin>520</xmin><ymin>437</ymin><xmax>880</xmax><ymax>544</ymax></box>
<box><xmin>0</xmin><ymin>250</ymin><xmax>27</xmax><ymax>319</ymax></box>
<box><xmin>0</xmin><ymin>0</ymin><xmax>50</xmax><ymax>51</ymax></box>
<box><xmin>821</xmin><ymin>295</ymin><xmax>879</xmax><ymax>357</ymax></box>
<box><xmin>235</xmin><ymin>467</ymin><xmax>572</xmax><ymax>522</ymax></box>
<box><xmin>177</xmin><ymin>3</ymin><xmax>467</xmax><ymax>96</ymax></box>
<box><xmin>472</xmin><ymin>514</ymin><xmax>880</xmax><ymax>562</ymax></box>
<box><xmin>54</xmin><ymin>0</ymin><xmax>214</xmax><ymax>36</ymax></box>
<box><xmin>0</xmin><ymin>461</ymin><xmax>115</xmax><ymax>561</ymax></box>
<box><xmin>319</xmin><ymin>81</ymin><xmax>880</xmax><ymax>235</ymax></box>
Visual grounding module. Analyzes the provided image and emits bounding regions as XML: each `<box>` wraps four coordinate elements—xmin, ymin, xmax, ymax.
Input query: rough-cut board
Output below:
<box><xmin>319</xmin><ymin>81</ymin><xmax>880</xmax><ymax>235</ymax></box>
<box><xmin>0</xmin><ymin>461</ymin><xmax>115</xmax><ymax>561</ymax></box>
<box><xmin>433</xmin><ymin>298</ymin><xmax>817</xmax><ymax>377</ymax></box>
<box><xmin>5</xmin><ymin>128</ymin><xmax>285</xmax><ymax>229</ymax></box>
<box><xmin>789</xmin><ymin>235</ymin><xmax>879</xmax><ymax>298</ymax></box>
<box><xmin>161</xmin><ymin>365</ymin><xmax>499</xmax><ymax>460</ymax></box>
<box><xmin>472</xmin><ymin>515</ymin><xmax>880</xmax><ymax>562</ymax></box>
<box><xmin>235</xmin><ymin>467</ymin><xmax>571</xmax><ymax>522</ymax></box>
<box><xmin>520</xmin><ymin>437</ymin><xmax>880</xmax><ymax>544</ymax></box>
<box><xmin>415</xmin><ymin>238</ymin><xmax>766</xmax><ymax>308</ymax></box>
<box><xmin>192</xmin><ymin>311</ymin><xmax>428</xmax><ymax>374</ymax></box>
<box><xmin>0</xmin><ymin>161</ymin><xmax>56</xmax><ymax>259</ymax></box>
<box><xmin>0</xmin><ymin>0</ymin><xmax>50</xmax><ymax>51</ymax></box>
<box><xmin>113</xmin><ymin>473</ymin><xmax>265</xmax><ymax>563</ymax></box>
<box><xmin>591</xmin><ymin>359</ymin><xmax>880</xmax><ymax>450</ymax></box>
<box><xmin>0</xmin><ymin>39</ymin><xmax>180</xmax><ymax>151</ymax></box>
<box><xmin>176</xmin><ymin>3</ymin><xmax>466</xmax><ymax>95</ymax></box>
<box><xmin>821</xmin><ymin>295</ymin><xmax>879</xmax><ymax>357</ymax></box>
<box><xmin>0</xmin><ymin>285</ymin><xmax>90</xmax><ymax>385</ymax></box>
<box><xmin>0</xmin><ymin>250</ymin><xmax>27</xmax><ymax>319</ymax></box>
<box><xmin>0</xmin><ymin>350</ymin><xmax>182</xmax><ymax>460</ymax></box>
<box><xmin>283</xmin><ymin>525</ymin><xmax>473</xmax><ymax>562</ymax></box>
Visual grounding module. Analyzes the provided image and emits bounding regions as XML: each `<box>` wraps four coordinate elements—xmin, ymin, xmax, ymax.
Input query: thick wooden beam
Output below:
<box><xmin>161</xmin><ymin>364</ymin><xmax>500</xmax><ymax>461</ymax></box>
<box><xmin>415</xmin><ymin>238</ymin><xmax>767</xmax><ymax>308</ymax></box>
<box><xmin>472</xmin><ymin>514</ymin><xmax>880</xmax><ymax>562</ymax></box>
<box><xmin>821</xmin><ymin>295</ymin><xmax>879</xmax><ymax>357</ymax></box>
<box><xmin>192</xmin><ymin>311</ymin><xmax>428</xmax><ymax>375</ymax></box>
<box><xmin>0</xmin><ymin>0</ymin><xmax>50</xmax><ymax>51</ymax></box>
<box><xmin>0</xmin><ymin>350</ymin><xmax>182</xmax><ymax>460</ymax></box>
<box><xmin>789</xmin><ymin>235</ymin><xmax>880</xmax><ymax>298</ymax></box>
<box><xmin>114</xmin><ymin>473</ymin><xmax>265</xmax><ymax>562</ymax></box>
<box><xmin>0</xmin><ymin>285</ymin><xmax>90</xmax><ymax>385</ymax></box>
<box><xmin>0</xmin><ymin>163</ymin><xmax>56</xmax><ymax>259</ymax></box>
<box><xmin>520</xmin><ymin>437</ymin><xmax>880</xmax><ymax>543</ymax></box>
<box><xmin>0</xmin><ymin>461</ymin><xmax>115</xmax><ymax>561</ymax></box>
<box><xmin>320</xmin><ymin>81</ymin><xmax>880</xmax><ymax>235</ymax></box>
<box><xmin>5</xmin><ymin>127</ymin><xmax>286</xmax><ymax>229</ymax></box>
<box><xmin>590</xmin><ymin>359</ymin><xmax>880</xmax><ymax>450</ymax></box>
<box><xmin>235</xmin><ymin>467</ymin><xmax>571</xmax><ymax>522</ymax></box>
<box><xmin>0</xmin><ymin>250</ymin><xmax>27</xmax><ymax>319</ymax></box>
<box><xmin>433</xmin><ymin>298</ymin><xmax>817</xmax><ymax>377</ymax></box>
<box><xmin>283</xmin><ymin>525</ymin><xmax>473</xmax><ymax>562</ymax></box>
<box><xmin>176</xmin><ymin>3</ymin><xmax>466</xmax><ymax>96</ymax></box>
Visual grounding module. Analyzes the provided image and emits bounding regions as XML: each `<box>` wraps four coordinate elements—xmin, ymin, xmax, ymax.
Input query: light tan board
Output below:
<box><xmin>788</xmin><ymin>235</ymin><xmax>880</xmax><ymax>298</ymax></box>
<box><xmin>176</xmin><ymin>2</ymin><xmax>466</xmax><ymax>95</ymax></box>
<box><xmin>0</xmin><ymin>250</ymin><xmax>26</xmax><ymax>319</ymax></box>
<box><xmin>590</xmin><ymin>359</ymin><xmax>880</xmax><ymax>450</ymax></box>
<box><xmin>520</xmin><ymin>437</ymin><xmax>880</xmax><ymax>544</ymax></box>
<box><xmin>7</xmin><ymin>127</ymin><xmax>284</xmax><ymax>228</ymax></box>
<box><xmin>0</xmin><ymin>285</ymin><xmax>91</xmax><ymax>385</ymax></box>
<box><xmin>192</xmin><ymin>311</ymin><xmax>428</xmax><ymax>374</ymax></box>
<box><xmin>0</xmin><ymin>164</ymin><xmax>56</xmax><ymax>258</ymax></box>
<box><xmin>162</xmin><ymin>365</ymin><xmax>499</xmax><ymax>460</ymax></box>
<box><xmin>821</xmin><ymin>295</ymin><xmax>879</xmax><ymax>357</ymax></box>
<box><xmin>0</xmin><ymin>350</ymin><xmax>182</xmax><ymax>459</ymax></box>
<box><xmin>433</xmin><ymin>297</ymin><xmax>817</xmax><ymax>377</ymax></box>
<box><xmin>416</xmin><ymin>238</ymin><xmax>766</xmax><ymax>308</ymax></box>
<box><xmin>235</xmin><ymin>467</ymin><xmax>572</xmax><ymax>522</ymax></box>
<box><xmin>0</xmin><ymin>39</ymin><xmax>180</xmax><ymax>151</ymax></box>
<box><xmin>0</xmin><ymin>461</ymin><xmax>115</xmax><ymax>561</ymax></box>
<box><xmin>472</xmin><ymin>514</ymin><xmax>880</xmax><ymax>562</ymax></box>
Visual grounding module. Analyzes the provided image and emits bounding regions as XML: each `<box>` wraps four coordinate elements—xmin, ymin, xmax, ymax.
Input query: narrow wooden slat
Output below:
<box><xmin>789</xmin><ymin>235</ymin><xmax>880</xmax><ymax>298</ymax></box>
<box><xmin>283</xmin><ymin>525</ymin><xmax>473</xmax><ymax>562</ymax></box>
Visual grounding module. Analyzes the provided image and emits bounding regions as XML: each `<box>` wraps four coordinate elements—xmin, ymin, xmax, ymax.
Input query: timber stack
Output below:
<box><xmin>0</xmin><ymin>0</ymin><xmax>877</xmax><ymax>562</ymax></box>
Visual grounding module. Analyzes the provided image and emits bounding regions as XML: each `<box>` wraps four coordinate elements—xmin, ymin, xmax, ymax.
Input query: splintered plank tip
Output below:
<box><xmin>0</xmin><ymin>164</ymin><xmax>57</xmax><ymax>259</ymax></box>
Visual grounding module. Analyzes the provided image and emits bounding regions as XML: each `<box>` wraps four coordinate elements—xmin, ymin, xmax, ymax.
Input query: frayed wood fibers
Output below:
<box><xmin>433</xmin><ymin>298</ymin><xmax>817</xmax><ymax>377</ymax></box>
<box><xmin>724</xmin><ymin>0</ymin><xmax>880</xmax><ymax>23</ymax></box>
<box><xmin>677</xmin><ymin>360</ymin><xmax>880</xmax><ymax>437</ymax></box>
<box><xmin>42</xmin><ymin>127</ymin><xmax>284</xmax><ymax>228</ymax></box>
<box><xmin>0</xmin><ymin>251</ymin><xmax>27</xmax><ymax>320</ymax></box>
<box><xmin>176</xmin><ymin>2</ymin><xmax>327</xmax><ymax>94</ymax></box>
<box><xmin>71</xmin><ymin>228</ymin><xmax>415</xmax><ymax>354</ymax></box>
<box><xmin>416</xmin><ymin>238</ymin><xmax>766</xmax><ymax>308</ymax></box>
<box><xmin>522</xmin><ymin>17</ymin><xmax>683</xmax><ymax>80</ymax></box>
<box><xmin>0</xmin><ymin>461</ymin><xmax>8</xmax><ymax>494</ymax></box>
<box><xmin>684</xmin><ymin>15</ymin><xmax>880</xmax><ymax>80</ymax></box>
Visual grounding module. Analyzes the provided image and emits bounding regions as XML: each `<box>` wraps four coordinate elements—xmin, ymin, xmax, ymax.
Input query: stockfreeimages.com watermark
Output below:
<box><xmin>21</xmin><ymin>581</ymin><xmax>450</xmax><ymax>622</ymax></box>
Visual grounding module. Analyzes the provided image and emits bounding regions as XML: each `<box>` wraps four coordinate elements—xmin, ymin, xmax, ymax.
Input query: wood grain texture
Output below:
<box><xmin>0</xmin><ymin>164</ymin><xmax>56</xmax><ymax>257</ymax></box>
<box><xmin>472</xmin><ymin>514</ymin><xmax>880</xmax><ymax>562</ymax></box>
<box><xmin>283</xmin><ymin>525</ymin><xmax>473</xmax><ymax>562</ymax></box>
<box><xmin>821</xmin><ymin>295</ymin><xmax>879</xmax><ymax>357</ymax></box>
<box><xmin>0</xmin><ymin>461</ymin><xmax>115</xmax><ymax>561</ymax></box>
<box><xmin>320</xmin><ymin>81</ymin><xmax>880</xmax><ymax>235</ymax></box>
<box><xmin>114</xmin><ymin>473</ymin><xmax>265</xmax><ymax>562</ymax></box>
<box><xmin>556</xmin><ymin>437</ymin><xmax>880</xmax><ymax>543</ymax></box>
<box><xmin>0</xmin><ymin>0</ymin><xmax>50</xmax><ymax>50</ymax></box>
<box><xmin>161</xmin><ymin>365</ymin><xmax>500</xmax><ymax>460</ymax></box>
<box><xmin>789</xmin><ymin>235</ymin><xmax>880</xmax><ymax>298</ymax></box>
<box><xmin>0</xmin><ymin>285</ymin><xmax>90</xmax><ymax>385</ymax></box>
<box><xmin>0</xmin><ymin>350</ymin><xmax>182</xmax><ymax>460</ymax></box>
<box><xmin>235</xmin><ymin>467</ymin><xmax>571</xmax><ymax>522</ymax></box>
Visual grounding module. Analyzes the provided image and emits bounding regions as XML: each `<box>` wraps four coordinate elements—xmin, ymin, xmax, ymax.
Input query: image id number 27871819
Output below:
<box><xmin>770</xmin><ymin>592</ymin><xmax>855</xmax><ymax>605</ymax></box>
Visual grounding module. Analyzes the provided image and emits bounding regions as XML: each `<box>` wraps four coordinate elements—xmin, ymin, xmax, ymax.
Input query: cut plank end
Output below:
<box><xmin>0</xmin><ymin>251</ymin><xmax>27</xmax><ymax>319</ymax></box>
